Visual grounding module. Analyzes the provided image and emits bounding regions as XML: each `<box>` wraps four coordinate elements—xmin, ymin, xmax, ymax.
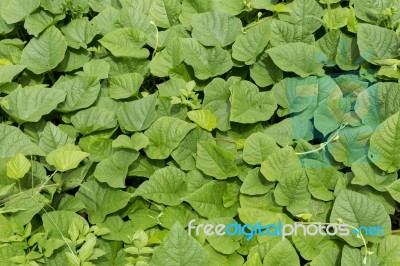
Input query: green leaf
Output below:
<box><xmin>263</xmin><ymin>240</ymin><xmax>300</xmax><ymax>266</ymax></box>
<box><xmin>355</xmin><ymin>82</ymin><xmax>400</xmax><ymax>129</ymax></box>
<box><xmin>330</xmin><ymin>189</ymin><xmax>391</xmax><ymax>246</ymax></box>
<box><xmin>0</xmin><ymin>124</ymin><xmax>44</xmax><ymax>158</ymax></box>
<box><xmin>376</xmin><ymin>235</ymin><xmax>400</xmax><ymax>266</ymax></box>
<box><xmin>181</xmin><ymin>39</ymin><xmax>233</xmax><ymax>80</ymax></box>
<box><xmin>171</xmin><ymin>127</ymin><xmax>214</xmax><ymax>171</ymax></box>
<box><xmin>6</xmin><ymin>153</ymin><xmax>31</xmax><ymax>179</ymax></box>
<box><xmin>316</xmin><ymin>30</ymin><xmax>340</xmax><ymax>67</ymax></box>
<box><xmin>322</xmin><ymin>7</ymin><xmax>349</xmax><ymax>30</ymax></box>
<box><xmin>249</xmin><ymin>51</ymin><xmax>283</xmax><ymax>87</ymax></box>
<box><xmin>94</xmin><ymin>149</ymin><xmax>138</xmax><ymax>188</ymax></box>
<box><xmin>71</xmin><ymin>107</ymin><xmax>117</xmax><ymax>135</ymax></box>
<box><xmin>261</xmin><ymin>146</ymin><xmax>301</xmax><ymax>182</ymax></box>
<box><xmin>149</xmin><ymin>0</ymin><xmax>181</xmax><ymax>28</ymax></box>
<box><xmin>203</xmin><ymin>78</ymin><xmax>231</xmax><ymax>131</ymax></box>
<box><xmin>191</xmin><ymin>12</ymin><xmax>242</xmax><ymax>46</ymax></box>
<box><xmin>336</xmin><ymin>33</ymin><xmax>363</xmax><ymax>71</ymax></box>
<box><xmin>0</xmin><ymin>0</ymin><xmax>40</xmax><ymax>24</ymax></box>
<box><xmin>242</xmin><ymin>132</ymin><xmax>279</xmax><ymax>165</ymax></box>
<box><xmin>327</xmin><ymin>125</ymin><xmax>373</xmax><ymax>167</ymax></box>
<box><xmin>133</xmin><ymin>166</ymin><xmax>187</xmax><ymax>205</ymax></box>
<box><xmin>232</xmin><ymin>20</ymin><xmax>271</xmax><ymax>64</ymax></box>
<box><xmin>76</xmin><ymin>180</ymin><xmax>131</xmax><ymax>223</ymax></box>
<box><xmin>274</xmin><ymin>169</ymin><xmax>312</xmax><ymax>215</ymax></box>
<box><xmin>278</xmin><ymin>0</ymin><xmax>324</xmax><ymax>32</ymax></box>
<box><xmin>0</xmin><ymin>65</ymin><xmax>25</xmax><ymax>85</ymax></box>
<box><xmin>341</xmin><ymin>245</ymin><xmax>385</xmax><ymax>266</ymax></box>
<box><xmin>24</xmin><ymin>9</ymin><xmax>64</xmax><ymax>37</ymax></box>
<box><xmin>61</xmin><ymin>17</ymin><xmax>100</xmax><ymax>49</ymax></box>
<box><xmin>240</xmin><ymin>167</ymin><xmax>275</xmax><ymax>195</ymax></box>
<box><xmin>109</xmin><ymin>73</ymin><xmax>144</xmax><ymax>99</ymax></box>
<box><xmin>187</xmin><ymin>110</ymin><xmax>217</xmax><ymax>131</ymax></box>
<box><xmin>46</xmin><ymin>145</ymin><xmax>89</xmax><ymax>172</ymax></box>
<box><xmin>310</xmin><ymin>247</ymin><xmax>340</xmax><ymax>266</ymax></box>
<box><xmin>144</xmin><ymin>116</ymin><xmax>196</xmax><ymax>159</ymax></box>
<box><xmin>117</xmin><ymin>93</ymin><xmax>158</xmax><ymax>132</ymax></box>
<box><xmin>229</xmin><ymin>80</ymin><xmax>277</xmax><ymax>124</ymax></box>
<box><xmin>82</xmin><ymin>59</ymin><xmax>110</xmax><ymax>79</ymax></box>
<box><xmin>270</xmin><ymin>19</ymin><xmax>314</xmax><ymax>46</ymax></box>
<box><xmin>304</xmin><ymin>159</ymin><xmax>340</xmax><ymax>201</ymax></box>
<box><xmin>99</xmin><ymin>28</ymin><xmax>149</xmax><ymax>58</ymax></box>
<box><xmin>293</xmin><ymin>233</ymin><xmax>338</xmax><ymax>261</ymax></box>
<box><xmin>268</xmin><ymin>42</ymin><xmax>327</xmax><ymax>77</ymax></box>
<box><xmin>20</xmin><ymin>26</ymin><xmax>67</xmax><ymax>74</ymax></box>
<box><xmin>55</xmin><ymin>76</ymin><xmax>101</xmax><ymax>113</ymax></box>
<box><xmin>357</xmin><ymin>24</ymin><xmax>400</xmax><ymax>64</ymax></box>
<box><xmin>195</xmin><ymin>141</ymin><xmax>238</xmax><ymax>179</ymax></box>
<box><xmin>352</xmin><ymin>156</ymin><xmax>397</xmax><ymax>192</ymax></box>
<box><xmin>183</xmin><ymin>180</ymin><xmax>238</xmax><ymax>218</ymax></box>
<box><xmin>368</xmin><ymin>111</ymin><xmax>400</xmax><ymax>173</ymax></box>
<box><xmin>0</xmin><ymin>87</ymin><xmax>66</xmax><ymax>124</ymax></box>
<box><xmin>150</xmin><ymin>222</ymin><xmax>208</xmax><ymax>266</ymax></box>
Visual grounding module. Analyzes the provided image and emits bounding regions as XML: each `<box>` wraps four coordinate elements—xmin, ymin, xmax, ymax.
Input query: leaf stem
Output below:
<box><xmin>295</xmin><ymin>123</ymin><xmax>348</xmax><ymax>155</ymax></box>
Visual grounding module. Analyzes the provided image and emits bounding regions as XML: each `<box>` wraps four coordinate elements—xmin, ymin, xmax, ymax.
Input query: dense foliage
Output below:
<box><xmin>0</xmin><ymin>0</ymin><xmax>400</xmax><ymax>265</ymax></box>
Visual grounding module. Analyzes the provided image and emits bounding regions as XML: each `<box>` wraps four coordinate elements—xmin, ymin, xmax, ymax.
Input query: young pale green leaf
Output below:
<box><xmin>357</xmin><ymin>24</ymin><xmax>400</xmax><ymax>64</ymax></box>
<box><xmin>368</xmin><ymin>112</ymin><xmax>400</xmax><ymax>173</ymax></box>
<box><xmin>268</xmin><ymin>42</ymin><xmax>327</xmax><ymax>77</ymax></box>
<box><xmin>195</xmin><ymin>141</ymin><xmax>238</xmax><ymax>179</ymax></box>
<box><xmin>133</xmin><ymin>166</ymin><xmax>187</xmax><ymax>205</ymax></box>
<box><xmin>46</xmin><ymin>145</ymin><xmax>90</xmax><ymax>172</ymax></box>
<box><xmin>99</xmin><ymin>27</ymin><xmax>149</xmax><ymax>58</ymax></box>
<box><xmin>6</xmin><ymin>153</ymin><xmax>31</xmax><ymax>180</ymax></box>
<box><xmin>117</xmin><ymin>93</ymin><xmax>158</xmax><ymax>132</ymax></box>
<box><xmin>0</xmin><ymin>87</ymin><xmax>66</xmax><ymax>124</ymax></box>
<box><xmin>20</xmin><ymin>26</ymin><xmax>67</xmax><ymax>74</ymax></box>
<box><xmin>71</xmin><ymin>107</ymin><xmax>117</xmax><ymax>135</ymax></box>
<box><xmin>150</xmin><ymin>222</ymin><xmax>209</xmax><ymax>266</ymax></box>
<box><xmin>76</xmin><ymin>180</ymin><xmax>131</xmax><ymax>223</ymax></box>
<box><xmin>187</xmin><ymin>110</ymin><xmax>217</xmax><ymax>131</ymax></box>
<box><xmin>191</xmin><ymin>12</ymin><xmax>242</xmax><ymax>47</ymax></box>
<box><xmin>322</xmin><ymin>7</ymin><xmax>349</xmax><ymax>30</ymax></box>
<box><xmin>0</xmin><ymin>0</ymin><xmax>40</xmax><ymax>24</ymax></box>
<box><xmin>330</xmin><ymin>189</ymin><xmax>391</xmax><ymax>246</ymax></box>
<box><xmin>229</xmin><ymin>80</ymin><xmax>277</xmax><ymax>124</ymax></box>
<box><xmin>0</xmin><ymin>124</ymin><xmax>45</xmax><ymax>158</ymax></box>
<box><xmin>109</xmin><ymin>73</ymin><xmax>144</xmax><ymax>99</ymax></box>
<box><xmin>144</xmin><ymin>116</ymin><xmax>196</xmax><ymax>159</ymax></box>
<box><xmin>181</xmin><ymin>38</ymin><xmax>233</xmax><ymax>80</ymax></box>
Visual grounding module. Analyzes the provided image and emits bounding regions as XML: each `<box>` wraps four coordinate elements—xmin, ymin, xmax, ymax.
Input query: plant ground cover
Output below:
<box><xmin>0</xmin><ymin>0</ymin><xmax>400</xmax><ymax>265</ymax></box>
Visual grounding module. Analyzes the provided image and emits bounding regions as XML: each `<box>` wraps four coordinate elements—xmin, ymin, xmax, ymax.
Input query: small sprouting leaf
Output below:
<box><xmin>6</xmin><ymin>153</ymin><xmax>31</xmax><ymax>179</ymax></box>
